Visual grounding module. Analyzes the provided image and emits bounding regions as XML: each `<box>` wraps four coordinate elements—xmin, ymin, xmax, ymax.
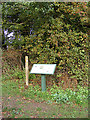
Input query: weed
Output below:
<box><xmin>36</xmin><ymin>107</ymin><xmax>42</xmax><ymax>111</ymax></box>
<box><xmin>2</xmin><ymin>65</ymin><xmax>25</xmax><ymax>81</ymax></box>
<box><xmin>2</xmin><ymin>107</ymin><xmax>8</xmax><ymax>112</ymax></box>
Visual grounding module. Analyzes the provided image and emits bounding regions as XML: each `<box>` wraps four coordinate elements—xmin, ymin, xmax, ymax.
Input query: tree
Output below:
<box><xmin>2</xmin><ymin>2</ymin><xmax>89</xmax><ymax>84</ymax></box>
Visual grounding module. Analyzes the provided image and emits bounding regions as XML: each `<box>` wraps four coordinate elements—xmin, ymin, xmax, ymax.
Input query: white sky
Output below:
<box><xmin>7</xmin><ymin>32</ymin><xmax>14</xmax><ymax>37</ymax></box>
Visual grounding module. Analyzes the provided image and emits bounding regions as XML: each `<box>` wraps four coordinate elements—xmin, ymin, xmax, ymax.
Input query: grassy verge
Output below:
<box><xmin>2</xmin><ymin>79</ymin><xmax>88</xmax><ymax>118</ymax></box>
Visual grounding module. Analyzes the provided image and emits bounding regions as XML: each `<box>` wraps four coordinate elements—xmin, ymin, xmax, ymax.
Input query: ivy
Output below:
<box><xmin>2</xmin><ymin>2</ymin><xmax>89</xmax><ymax>83</ymax></box>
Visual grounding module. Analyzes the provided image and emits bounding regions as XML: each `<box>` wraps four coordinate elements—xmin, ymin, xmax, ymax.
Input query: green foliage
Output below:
<box><xmin>29</xmin><ymin>74</ymin><xmax>36</xmax><ymax>80</ymax></box>
<box><xmin>49</xmin><ymin>84</ymin><xmax>88</xmax><ymax>104</ymax></box>
<box><xmin>2</xmin><ymin>2</ymin><xmax>89</xmax><ymax>83</ymax></box>
<box><xmin>2</xmin><ymin>65</ymin><xmax>25</xmax><ymax>81</ymax></box>
<box><xmin>2</xmin><ymin>107</ymin><xmax>23</xmax><ymax>118</ymax></box>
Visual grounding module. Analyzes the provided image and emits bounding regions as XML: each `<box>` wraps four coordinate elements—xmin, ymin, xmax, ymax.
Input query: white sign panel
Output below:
<box><xmin>30</xmin><ymin>64</ymin><xmax>56</xmax><ymax>75</ymax></box>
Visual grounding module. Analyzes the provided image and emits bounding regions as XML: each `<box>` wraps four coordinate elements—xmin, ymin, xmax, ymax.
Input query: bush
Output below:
<box><xmin>2</xmin><ymin>66</ymin><xmax>25</xmax><ymax>81</ymax></box>
<box><xmin>29</xmin><ymin>74</ymin><xmax>36</xmax><ymax>80</ymax></box>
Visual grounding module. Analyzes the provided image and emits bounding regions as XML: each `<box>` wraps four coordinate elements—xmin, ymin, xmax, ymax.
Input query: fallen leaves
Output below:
<box><xmin>8</xmin><ymin>96</ymin><xmax>11</xmax><ymax>100</ymax></box>
<box><xmin>30</xmin><ymin>116</ymin><xmax>37</xmax><ymax>118</ymax></box>
<box><xmin>22</xmin><ymin>97</ymin><xmax>26</xmax><ymax>100</ymax></box>
<box><xmin>58</xmin><ymin>114</ymin><xmax>62</xmax><ymax>116</ymax></box>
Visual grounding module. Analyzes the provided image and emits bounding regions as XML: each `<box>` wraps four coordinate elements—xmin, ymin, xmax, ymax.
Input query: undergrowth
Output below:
<box><xmin>2</xmin><ymin>78</ymin><xmax>88</xmax><ymax>106</ymax></box>
<box><xmin>2</xmin><ymin>63</ymin><xmax>88</xmax><ymax>105</ymax></box>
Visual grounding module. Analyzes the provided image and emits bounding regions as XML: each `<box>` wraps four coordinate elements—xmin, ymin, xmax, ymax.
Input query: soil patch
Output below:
<box><xmin>2</xmin><ymin>95</ymin><xmax>60</xmax><ymax>118</ymax></box>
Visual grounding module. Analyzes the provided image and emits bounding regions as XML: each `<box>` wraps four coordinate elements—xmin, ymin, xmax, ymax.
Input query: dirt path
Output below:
<box><xmin>2</xmin><ymin>95</ymin><xmax>88</xmax><ymax>118</ymax></box>
<box><xmin>2</xmin><ymin>95</ymin><xmax>61</xmax><ymax>118</ymax></box>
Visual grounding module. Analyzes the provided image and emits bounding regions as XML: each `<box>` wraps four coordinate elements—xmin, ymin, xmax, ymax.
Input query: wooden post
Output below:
<box><xmin>25</xmin><ymin>56</ymin><xmax>28</xmax><ymax>86</ymax></box>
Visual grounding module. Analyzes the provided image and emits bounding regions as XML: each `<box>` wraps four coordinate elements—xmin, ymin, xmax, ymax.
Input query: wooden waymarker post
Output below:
<box><xmin>25</xmin><ymin>56</ymin><xmax>28</xmax><ymax>86</ymax></box>
<box><xmin>30</xmin><ymin>64</ymin><xmax>56</xmax><ymax>91</ymax></box>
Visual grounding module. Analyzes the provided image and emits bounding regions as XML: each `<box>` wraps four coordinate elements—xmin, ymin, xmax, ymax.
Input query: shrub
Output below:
<box><xmin>2</xmin><ymin>66</ymin><xmax>25</xmax><ymax>81</ymax></box>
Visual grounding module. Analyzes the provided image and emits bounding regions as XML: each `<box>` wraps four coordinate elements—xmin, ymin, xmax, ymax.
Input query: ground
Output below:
<box><xmin>2</xmin><ymin>80</ymin><xmax>88</xmax><ymax>118</ymax></box>
<box><xmin>2</xmin><ymin>95</ymin><xmax>88</xmax><ymax>118</ymax></box>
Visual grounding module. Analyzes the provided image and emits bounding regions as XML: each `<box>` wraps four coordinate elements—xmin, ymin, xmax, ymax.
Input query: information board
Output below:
<box><xmin>30</xmin><ymin>64</ymin><xmax>56</xmax><ymax>75</ymax></box>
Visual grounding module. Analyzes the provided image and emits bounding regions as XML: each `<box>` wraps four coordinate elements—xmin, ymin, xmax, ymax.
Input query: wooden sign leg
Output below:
<box><xmin>25</xmin><ymin>56</ymin><xmax>28</xmax><ymax>86</ymax></box>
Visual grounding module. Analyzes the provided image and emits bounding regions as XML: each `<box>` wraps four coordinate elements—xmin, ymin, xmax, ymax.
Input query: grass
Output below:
<box><xmin>2</xmin><ymin>79</ymin><xmax>88</xmax><ymax>118</ymax></box>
